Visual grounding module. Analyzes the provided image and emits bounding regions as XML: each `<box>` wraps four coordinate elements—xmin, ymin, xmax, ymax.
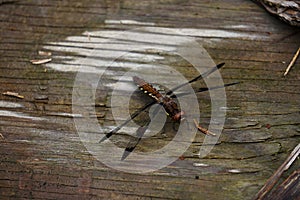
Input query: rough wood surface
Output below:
<box><xmin>0</xmin><ymin>0</ymin><xmax>299</xmax><ymax>199</ymax></box>
<box><xmin>252</xmin><ymin>0</ymin><xmax>300</xmax><ymax>27</ymax></box>
<box><xmin>265</xmin><ymin>168</ymin><xmax>300</xmax><ymax>200</ymax></box>
<box><xmin>254</xmin><ymin>144</ymin><xmax>300</xmax><ymax>199</ymax></box>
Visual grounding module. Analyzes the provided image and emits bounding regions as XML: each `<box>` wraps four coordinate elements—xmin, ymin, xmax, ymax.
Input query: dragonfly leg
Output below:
<box><xmin>193</xmin><ymin>119</ymin><xmax>216</xmax><ymax>136</ymax></box>
<box><xmin>172</xmin><ymin>121</ymin><xmax>179</xmax><ymax>131</ymax></box>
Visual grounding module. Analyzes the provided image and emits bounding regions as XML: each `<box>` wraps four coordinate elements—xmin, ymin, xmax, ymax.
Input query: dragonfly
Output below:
<box><xmin>99</xmin><ymin>63</ymin><xmax>239</xmax><ymax>160</ymax></box>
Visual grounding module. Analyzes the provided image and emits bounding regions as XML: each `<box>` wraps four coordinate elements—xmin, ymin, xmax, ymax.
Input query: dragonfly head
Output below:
<box><xmin>173</xmin><ymin>111</ymin><xmax>185</xmax><ymax>121</ymax></box>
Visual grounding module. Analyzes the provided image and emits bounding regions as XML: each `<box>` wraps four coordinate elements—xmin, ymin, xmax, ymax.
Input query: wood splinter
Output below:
<box><xmin>2</xmin><ymin>91</ymin><xmax>24</xmax><ymax>99</ymax></box>
<box><xmin>0</xmin><ymin>133</ymin><xmax>4</xmax><ymax>140</ymax></box>
<box><xmin>30</xmin><ymin>58</ymin><xmax>52</xmax><ymax>65</ymax></box>
<box><xmin>193</xmin><ymin>119</ymin><xmax>216</xmax><ymax>136</ymax></box>
<box><xmin>284</xmin><ymin>47</ymin><xmax>300</xmax><ymax>76</ymax></box>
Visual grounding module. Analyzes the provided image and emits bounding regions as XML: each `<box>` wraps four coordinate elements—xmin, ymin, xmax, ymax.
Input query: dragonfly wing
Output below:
<box><xmin>121</xmin><ymin>126</ymin><xmax>147</xmax><ymax>161</ymax></box>
<box><xmin>99</xmin><ymin>100</ymin><xmax>156</xmax><ymax>143</ymax></box>
<box><xmin>171</xmin><ymin>82</ymin><xmax>240</xmax><ymax>98</ymax></box>
<box><xmin>167</xmin><ymin>63</ymin><xmax>225</xmax><ymax>95</ymax></box>
<box><xmin>121</xmin><ymin>102</ymin><xmax>163</xmax><ymax>160</ymax></box>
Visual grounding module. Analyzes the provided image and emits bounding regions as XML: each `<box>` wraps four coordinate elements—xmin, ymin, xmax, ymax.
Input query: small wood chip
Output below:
<box><xmin>87</xmin><ymin>32</ymin><xmax>91</xmax><ymax>41</ymax></box>
<box><xmin>38</xmin><ymin>50</ymin><xmax>52</xmax><ymax>56</ymax></box>
<box><xmin>0</xmin><ymin>133</ymin><xmax>4</xmax><ymax>140</ymax></box>
<box><xmin>34</xmin><ymin>95</ymin><xmax>49</xmax><ymax>101</ymax></box>
<box><xmin>284</xmin><ymin>47</ymin><xmax>300</xmax><ymax>76</ymax></box>
<box><xmin>2</xmin><ymin>91</ymin><xmax>24</xmax><ymax>99</ymax></box>
<box><xmin>30</xmin><ymin>58</ymin><xmax>52</xmax><ymax>65</ymax></box>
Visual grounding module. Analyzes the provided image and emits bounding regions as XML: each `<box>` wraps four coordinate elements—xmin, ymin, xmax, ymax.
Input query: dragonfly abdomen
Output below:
<box><xmin>133</xmin><ymin>76</ymin><xmax>184</xmax><ymax>121</ymax></box>
<box><xmin>133</xmin><ymin>76</ymin><xmax>163</xmax><ymax>101</ymax></box>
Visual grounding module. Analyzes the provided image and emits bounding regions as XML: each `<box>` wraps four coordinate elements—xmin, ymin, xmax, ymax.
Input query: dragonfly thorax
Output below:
<box><xmin>161</xmin><ymin>96</ymin><xmax>184</xmax><ymax>121</ymax></box>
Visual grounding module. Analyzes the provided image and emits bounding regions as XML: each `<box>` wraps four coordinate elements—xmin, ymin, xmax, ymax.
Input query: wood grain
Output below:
<box><xmin>0</xmin><ymin>0</ymin><xmax>299</xmax><ymax>199</ymax></box>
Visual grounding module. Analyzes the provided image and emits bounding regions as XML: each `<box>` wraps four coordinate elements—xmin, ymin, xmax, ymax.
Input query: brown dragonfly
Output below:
<box><xmin>99</xmin><ymin>63</ymin><xmax>239</xmax><ymax>160</ymax></box>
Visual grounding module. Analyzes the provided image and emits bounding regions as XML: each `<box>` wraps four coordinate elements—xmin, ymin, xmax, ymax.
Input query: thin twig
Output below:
<box><xmin>284</xmin><ymin>47</ymin><xmax>300</xmax><ymax>76</ymax></box>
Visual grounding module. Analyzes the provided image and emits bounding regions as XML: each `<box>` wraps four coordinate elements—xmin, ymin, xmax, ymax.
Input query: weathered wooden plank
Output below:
<box><xmin>0</xmin><ymin>0</ymin><xmax>299</xmax><ymax>199</ymax></box>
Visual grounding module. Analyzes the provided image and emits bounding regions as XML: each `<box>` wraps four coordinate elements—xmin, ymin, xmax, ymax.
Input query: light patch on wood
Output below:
<box><xmin>43</xmin><ymin>22</ymin><xmax>267</xmax><ymax>74</ymax></box>
<box><xmin>45</xmin><ymin>112</ymin><xmax>83</xmax><ymax>118</ymax></box>
<box><xmin>105</xmin><ymin>19</ymin><xmax>156</xmax><ymax>26</ymax></box>
<box><xmin>0</xmin><ymin>110</ymin><xmax>45</xmax><ymax>121</ymax></box>
<box><xmin>0</xmin><ymin>101</ymin><xmax>23</xmax><ymax>108</ymax></box>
